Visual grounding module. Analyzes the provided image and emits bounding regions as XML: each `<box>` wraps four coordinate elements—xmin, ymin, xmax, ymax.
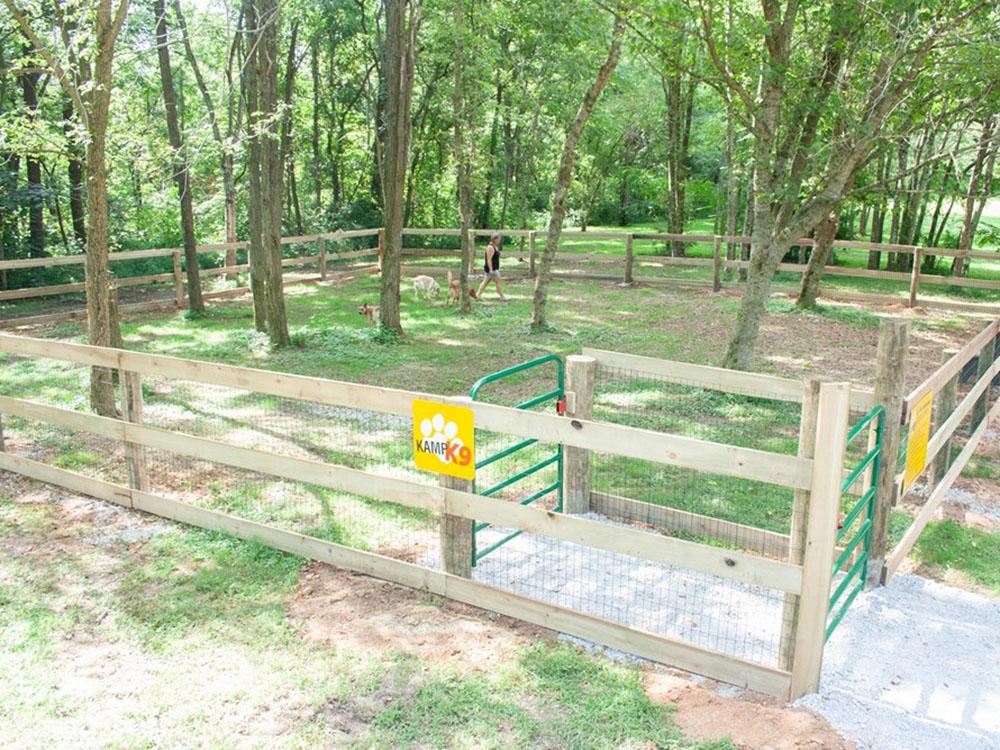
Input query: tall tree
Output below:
<box><xmin>452</xmin><ymin>0</ymin><xmax>473</xmax><ymax>313</ymax></box>
<box><xmin>658</xmin><ymin>0</ymin><xmax>990</xmax><ymax>369</ymax></box>
<box><xmin>3</xmin><ymin>0</ymin><xmax>131</xmax><ymax>415</ymax></box>
<box><xmin>378</xmin><ymin>0</ymin><xmax>421</xmax><ymax>335</ymax></box>
<box><xmin>19</xmin><ymin>39</ymin><xmax>44</xmax><ymax>258</ymax></box>
<box><xmin>244</xmin><ymin>0</ymin><xmax>290</xmax><ymax>346</ymax></box>
<box><xmin>170</xmin><ymin>0</ymin><xmax>241</xmax><ymax>255</ymax></box>
<box><xmin>531</xmin><ymin>10</ymin><xmax>625</xmax><ymax>331</ymax></box>
<box><xmin>155</xmin><ymin>0</ymin><xmax>204</xmax><ymax>312</ymax></box>
<box><xmin>952</xmin><ymin>115</ymin><xmax>997</xmax><ymax>276</ymax></box>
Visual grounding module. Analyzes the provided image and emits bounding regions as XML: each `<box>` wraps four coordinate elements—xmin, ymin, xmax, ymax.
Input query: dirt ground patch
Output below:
<box><xmin>644</xmin><ymin>672</ymin><xmax>854</xmax><ymax>750</ymax></box>
<box><xmin>287</xmin><ymin>562</ymin><xmax>549</xmax><ymax>671</ymax></box>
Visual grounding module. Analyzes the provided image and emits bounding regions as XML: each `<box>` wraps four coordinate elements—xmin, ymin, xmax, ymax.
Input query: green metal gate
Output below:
<box><xmin>469</xmin><ymin>354</ymin><xmax>565</xmax><ymax>567</ymax></box>
<box><xmin>827</xmin><ymin>405</ymin><xmax>884</xmax><ymax>640</ymax></box>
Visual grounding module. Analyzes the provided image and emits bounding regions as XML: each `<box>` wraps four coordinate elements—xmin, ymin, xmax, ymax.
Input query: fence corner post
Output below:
<box><xmin>778</xmin><ymin>377</ymin><xmax>822</xmax><ymax>672</ymax></box>
<box><xmin>712</xmin><ymin>236</ymin><xmax>723</xmax><ymax>293</ymax></box>
<box><xmin>563</xmin><ymin>355</ymin><xmax>597</xmax><ymax>514</ymax></box>
<box><xmin>867</xmin><ymin>317</ymin><xmax>910</xmax><ymax>587</ymax></box>
<box><xmin>908</xmin><ymin>248</ymin><xmax>922</xmax><ymax>308</ymax></box>
<box><xmin>440</xmin><ymin>475</ymin><xmax>473</xmax><ymax>578</ymax></box>
<box><xmin>318</xmin><ymin>237</ymin><xmax>327</xmax><ymax>280</ymax></box>
<box><xmin>528</xmin><ymin>231</ymin><xmax>537</xmax><ymax>278</ymax></box>
<box><xmin>788</xmin><ymin>381</ymin><xmax>850</xmax><ymax>701</ymax></box>
<box><xmin>172</xmin><ymin>250</ymin><xmax>185</xmax><ymax>308</ymax></box>
<box><xmin>624</xmin><ymin>233</ymin><xmax>634</xmax><ymax>285</ymax></box>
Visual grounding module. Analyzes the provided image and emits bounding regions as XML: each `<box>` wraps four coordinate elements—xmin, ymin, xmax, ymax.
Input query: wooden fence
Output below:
<box><xmin>4</xmin><ymin>226</ymin><xmax>999</xmax><ymax>324</ymax></box>
<box><xmin>0</xmin><ymin>332</ymin><xmax>866</xmax><ymax>700</ymax></box>
<box><xmin>399</xmin><ymin>228</ymin><xmax>1000</xmax><ymax>315</ymax></box>
<box><xmin>0</xmin><ymin>229</ymin><xmax>382</xmax><ymax>323</ymax></box>
<box><xmin>882</xmin><ymin>318</ymin><xmax>1000</xmax><ymax>580</ymax></box>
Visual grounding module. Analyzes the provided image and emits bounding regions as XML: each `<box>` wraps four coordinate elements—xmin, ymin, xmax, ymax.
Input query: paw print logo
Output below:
<box><xmin>420</xmin><ymin>413</ymin><xmax>463</xmax><ymax>467</ymax></box>
<box><xmin>413</xmin><ymin>399</ymin><xmax>475</xmax><ymax>478</ymax></box>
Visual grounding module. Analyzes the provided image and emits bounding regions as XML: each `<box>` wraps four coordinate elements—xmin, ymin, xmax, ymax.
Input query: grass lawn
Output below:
<box><xmin>0</xmin><ymin>493</ymin><xmax>733</xmax><ymax>749</ymax></box>
<box><xmin>1</xmin><ymin>267</ymin><xmax>997</xmax><ymax>746</ymax></box>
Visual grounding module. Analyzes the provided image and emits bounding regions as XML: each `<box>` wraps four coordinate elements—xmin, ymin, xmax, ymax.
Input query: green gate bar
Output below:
<box><xmin>826</xmin><ymin>405</ymin><xmax>884</xmax><ymax>641</ymax></box>
<box><xmin>469</xmin><ymin>354</ymin><xmax>565</xmax><ymax>566</ymax></box>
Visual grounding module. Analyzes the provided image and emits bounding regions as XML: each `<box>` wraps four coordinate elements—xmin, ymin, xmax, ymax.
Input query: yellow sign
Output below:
<box><xmin>904</xmin><ymin>389</ymin><xmax>934</xmax><ymax>490</ymax></box>
<box><xmin>412</xmin><ymin>399</ymin><xmax>475</xmax><ymax>480</ymax></box>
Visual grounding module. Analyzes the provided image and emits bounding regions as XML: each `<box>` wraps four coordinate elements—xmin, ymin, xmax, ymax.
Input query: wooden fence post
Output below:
<box><xmin>972</xmin><ymin>331</ymin><xmax>997</xmax><ymax>428</ymax></box>
<box><xmin>119</xmin><ymin>369</ymin><xmax>150</xmax><ymax>493</ymax></box>
<box><xmin>318</xmin><ymin>237</ymin><xmax>327</xmax><ymax>280</ymax></box>
<box><xmin>528</xmin><ymin>231</ymin><xmax>537</xmax><ymax>278</ymax></box>
<box><xmin>788</xmin><ymin>381</ymin><xmax>850</xmax><ymax>700</ymax></box>
<box><xmin>908</xmin><ymin>248</ymin><xmax>922</xmax><ymax>308</ymax></box>
<box><xmin>931</xmin><ymin>348</ymin><xmax>960</xmax><ymax>484</ymax></box>
<box><xmin>624</xmin><ymin>233</ymin><xmax>634</xmax><ymax>285</ymax></box>
<box><xmin>440</xmin><ymin>474</ymin><xmax>473</xmax><ymax>578</ymax></box>
<box><xmin>712</xmin><ymin>236</ymin><xmax>723</xmax><ymax>292</ymax></box>
<box><xmin>867</xmin><ymin>318</ymin><xmax>910</xmax><ymax>587</ymax></box>
<box><xmin>172</xmin><ymin>250</ymin><xmax>184</xmax><ymax>308</ymax></box>
<box><xmin>778</xmin><ymin>378</ymin><xmax>822</xmax><ymax>671</ymax></box>
<box><xmin>563</xmin><ymin>355</ymin><xmax>597</xmax><ymax>514</ymax></box>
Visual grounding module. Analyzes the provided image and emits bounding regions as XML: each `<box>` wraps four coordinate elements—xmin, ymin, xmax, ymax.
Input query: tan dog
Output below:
<box><xmin>357</xmin><ymin>302</ymin><xmax>380</xmax><ymax>326</ymax></box>
<box><xmin>446</xmin><ymin>271</ymin><xmax>477</xmax><ymax>305</ymax></box>
<box><xmin>412</xmin><ymin>274</ymin><xmax>440</xmax><ymax>300</ymax></box>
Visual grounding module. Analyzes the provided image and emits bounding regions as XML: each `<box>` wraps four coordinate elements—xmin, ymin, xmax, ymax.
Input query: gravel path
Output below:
<box><xmin>796</xmin><ymin>574</ymin><xmax>1000</xmax><ymax>749</ymax></box>
<box><xmin>424</xmin><ymin>512</ymin><xmax>787</xmax><ymax>666</ymax></box>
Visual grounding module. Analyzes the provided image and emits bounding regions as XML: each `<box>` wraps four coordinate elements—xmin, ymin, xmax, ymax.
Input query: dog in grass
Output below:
<box><xmin>412</xmin><ymin>275</ymin><xmax>440</xmax><ymax>300</ymax></box>
<box><xmin>357</xmin><ymin>302</ymin><xmax>380</xmax><ymax>326</ymax></box>
<box><xmin>446</xmin><ymin>271</ymin><xmax>477</xmax><ymax>305</ymax></box>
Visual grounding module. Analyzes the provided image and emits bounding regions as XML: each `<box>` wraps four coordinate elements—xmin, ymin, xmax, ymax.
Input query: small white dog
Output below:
<box><xmin>412</xmin><ymin>275</ymin><xmax>440</xmax><ymax>300</ymax></box>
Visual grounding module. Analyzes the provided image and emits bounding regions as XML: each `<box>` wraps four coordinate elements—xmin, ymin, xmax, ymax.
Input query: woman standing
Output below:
<box><xmin>476</xmin><ymin>234</ymin><xmax>507</xmax><ymax>301</ymax></box>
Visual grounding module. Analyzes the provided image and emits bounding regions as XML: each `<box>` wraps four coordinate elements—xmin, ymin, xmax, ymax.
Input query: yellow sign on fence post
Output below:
<box><xmin>412</xmin><ymin>399</ymin><xmax>476</xmax><ymax>480</ymax></box>
<box><xmin>903</xmin><ymin>389</ymin><xmax>934</xmax><ymax>490</ymax></box>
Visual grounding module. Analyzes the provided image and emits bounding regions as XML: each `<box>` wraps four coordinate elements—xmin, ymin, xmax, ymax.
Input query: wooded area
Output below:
<box><xmin>0</xmin><ymin>0</ymin><xmax>998</xmax><ymax>403</ymax></box>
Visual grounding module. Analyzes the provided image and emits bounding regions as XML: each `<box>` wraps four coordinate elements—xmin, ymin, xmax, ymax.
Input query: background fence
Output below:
<box><xmin>0</xmin><ymin>229</ymin><xmax>382</xmax><ymax>326</ymax></box>
<box><xmin>3</xmin><ymin>226</ymin><xmax>1000</xmax><ymax>326</ymax></box>
<box><xmin>0</xmin><ymin>332</ymin><xmax>865</xmax><ymax>700</ymax></box>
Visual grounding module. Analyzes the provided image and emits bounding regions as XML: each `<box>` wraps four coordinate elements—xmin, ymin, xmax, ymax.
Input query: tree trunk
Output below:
<box><xmin>244</xmin><ymin>0</ymin><xmax>268</xmax><ymax>332</ymax></box>
<box><xmin>171</xmin><ymin>0</ymin><xmax>238</xmax><ymax>253</ymax></box>
<box><xmin>663</xmin><ymin>71</ymin><xmax>693</xmax><ymax>256</ymax></box>
<box><xmin>155</xmin><ymin>0</ymin><xmax>204</xmax><ymax>312</ymax></box>
<box><xmin>452</xmin><ymin>0</ymin><xmax>473</xmax><ymax>313</ymax></box>
<box><xmin>85</xmin><ymin>104</ymin><xmax>120</xmax><ymax>416</ymax></box>
<box><xmin>63</xmin><ymin>97</ymin><xmax>87</xmax><ymax>248</ymax></box>
<box><xmin>796</xmin><ymin>208</ymin><xmax>839</xmax><ymax>308</ymax></box>
<box><xmin>379</xmin><ymin>0</ymin><xmax>420</xmax><ymax>335</ymax></box>
<box><xmin>20</xmin><ymin>44</ymin><xmax>45</xmax><ymax>258</ymax></box>
<box><xmin>722</xmin><ymin>236</ymin><xmax>788</xmax><ymax>370</ymax></box>
<box><xmin>311</xmin><ymin>39</ymin><xmax>322</xmax><ymax>213</ymax></box>
<box><xmin>531</xmin><ymin>16</ymin><xmax>624</xmax><ymax>331</ymax></box>
<box><xmin>953</xmin><ymin>116</ymin><xmax>996</xmax><ymax>276</ymax></box>
<box><xmin>260</xmin><ymin>0</ymin><xmax>290</xmax><ymax>345</ymax></box>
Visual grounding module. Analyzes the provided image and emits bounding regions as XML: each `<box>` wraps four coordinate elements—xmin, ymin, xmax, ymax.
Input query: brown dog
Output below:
<box><xmin>447</xmin><ymin>271</ymin><xmax>477</xmax><ymax>305</ymax></box>
<box><xmin>357</xmin><ymin>302</ymin><xmax>381</xmax><ymax>326</ymax></box>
